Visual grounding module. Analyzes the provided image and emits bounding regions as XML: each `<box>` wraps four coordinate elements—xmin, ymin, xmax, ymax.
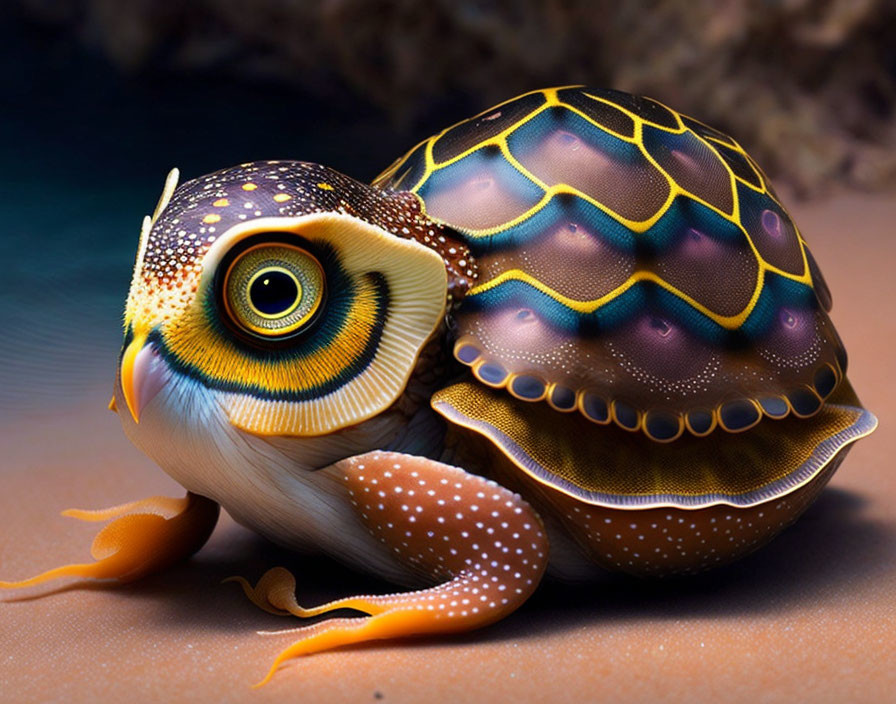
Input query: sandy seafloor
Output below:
<box><xmin>0</xmin><ymin>183</ymin><xmax>894</xmax><ymax>702</ymax></box>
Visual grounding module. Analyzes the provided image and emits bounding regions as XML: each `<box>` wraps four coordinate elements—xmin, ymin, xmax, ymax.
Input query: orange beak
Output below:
<box><xmin>119</xmin><ymin>331</ymin><xmax>148</xmax><ymax>423</ymax></box>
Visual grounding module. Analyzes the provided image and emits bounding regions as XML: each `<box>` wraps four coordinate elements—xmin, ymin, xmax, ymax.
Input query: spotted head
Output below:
<box><xmin>115</xmin><ymin>161</ymin><xmax>470</xmax><ymax>444</ymax></box>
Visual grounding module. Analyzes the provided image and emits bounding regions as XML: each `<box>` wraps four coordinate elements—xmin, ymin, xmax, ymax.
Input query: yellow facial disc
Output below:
<box><xmin>223</xmin><ymin>243</ymin><xmax>324</xmax><ymax>337</ymax></box>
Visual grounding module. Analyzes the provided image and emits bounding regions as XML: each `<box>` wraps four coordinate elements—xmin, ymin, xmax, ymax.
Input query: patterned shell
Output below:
<box><xmin>374</xmin><ymin>86</ymin><xmax>845</xmax><ymax>442</ymax></box>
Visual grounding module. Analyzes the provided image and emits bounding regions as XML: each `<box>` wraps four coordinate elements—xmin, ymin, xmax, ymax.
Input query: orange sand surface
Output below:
<box><xmin>1</xmin><ymin>193</ymin><xmax>894</xmax><ymax>703</ymax></box>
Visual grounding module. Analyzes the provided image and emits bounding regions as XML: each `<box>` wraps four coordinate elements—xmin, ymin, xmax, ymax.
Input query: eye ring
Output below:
<box><xmin>222</xmin><ymin>241</ymin><xmax>325</xmax><ymax>339</ymax></box>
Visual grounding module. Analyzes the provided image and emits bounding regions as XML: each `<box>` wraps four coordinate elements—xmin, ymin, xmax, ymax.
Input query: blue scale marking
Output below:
<box><xmin>719</xmin><ymin>399</ymin><xmax>760</xmax><ymax>430</ymax></box>
<box><xmin>507</xmin><ymin>105</ymin><xmax>648</xmax><ymax>168</ymax></box>
<box><xmin>417</xmin><ymin>146</ymin><xmax>544</xmax><ymax>213</ymax></box>
<box><xmin>641</xmin><ymin>195</ymin><xmax>745</xmax><ymax>251</ymax></box>
<box><xmin>739</xmin><ymin>274</ymin><xmax>816</xmax><ymax>339</ymax></box>
<box><xmin>550</xmin><ymin>385</ymin><xmax>577</xmax><ymax>410</ymax></box>
<box><xmin>645</xmin><ymin>411</ymin><xmax>681</xmax><ymax>440</ymax></box>
<box><xmin>759</xmin><ymin>397</ymin><xmax>789</xmax><ymax>418</ymax></box>
<box><xmin>788</xmin><ymin>388</ymin><xmax>822</xmax><ymax>416</ymax></box>
<box><xmin>463</xmin><ymin>280</ymin><xmax>647</xmax><ymax>334</ymax></box>
<box><xmin>463</xmin><ymin>193</ymin><xmax>636</xmax><ymax>255</ymax></box>
<box><xmin>687</xmin><ymin>410</ymin><xmax>714</xmax><ymax>434</ymax></box>
<box><xmin>477</xmin><ymin>362</ymin><xmax>508</xmax><ymax>385</ymax></box>
<box><xmin>511</xmin><ymin>375</ymin><xmax>546</xmax><ymax>399</ymax></box>
<box><xmin>466</xmin><ymin>269</ymin><xmax>817</xmax><ymax>345</ymax></box>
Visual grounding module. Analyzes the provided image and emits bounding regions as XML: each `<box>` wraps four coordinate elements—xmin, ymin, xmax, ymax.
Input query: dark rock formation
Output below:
<box><xmin>13</xmin><ymin>0</ymin><xmax>896</xmax><ymax>195</ymax></box>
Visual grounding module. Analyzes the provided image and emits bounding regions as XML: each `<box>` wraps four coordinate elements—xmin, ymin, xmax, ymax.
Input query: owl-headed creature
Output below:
<box><xmin>2</xmin><ymin>87</ymin><xmax>875</xmax><ymax>686</ymax></box>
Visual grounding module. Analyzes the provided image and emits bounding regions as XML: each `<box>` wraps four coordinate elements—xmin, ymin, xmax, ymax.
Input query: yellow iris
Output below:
<box><xmin>223</xmin><ymin>243</ymin><xmax>324</xmax><ymax>337</ymax></box>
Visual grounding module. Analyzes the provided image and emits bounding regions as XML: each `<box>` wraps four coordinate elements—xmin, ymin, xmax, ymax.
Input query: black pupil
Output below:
<box><xmin>249</xmin><ymin>270</ymin><xmax>298</xmax><ymax>316</ymax></box>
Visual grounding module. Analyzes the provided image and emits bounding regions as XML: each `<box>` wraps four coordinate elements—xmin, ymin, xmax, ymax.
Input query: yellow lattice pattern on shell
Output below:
<box><xmin>377</xmin><ymin>86</ymin><xmax>811</xmax><ymax>326</ymax></box>
<box><xmin>375</xmin><ymin>86</ymin><xmax>844</xmax><ymax>441</ymax></box>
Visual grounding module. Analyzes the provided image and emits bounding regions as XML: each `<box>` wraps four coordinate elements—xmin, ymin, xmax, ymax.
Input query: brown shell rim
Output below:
<box><xmin>432</xmin><ymin>392</ymin><xmax>876</xmax><ymax>510</ymax></box>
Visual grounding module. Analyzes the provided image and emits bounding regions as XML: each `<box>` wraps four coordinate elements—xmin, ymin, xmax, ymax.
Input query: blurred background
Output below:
<box><xmin>1</xmin><ymin>0</ymin><xmax>894</xmax><ymax>416</ymax></box>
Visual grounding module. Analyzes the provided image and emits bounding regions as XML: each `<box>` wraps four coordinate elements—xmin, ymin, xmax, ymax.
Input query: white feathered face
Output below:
<box><xmin>114</xmin><ymin>161</ymin><xmax>462</xmax><ymax>442</ymax></box>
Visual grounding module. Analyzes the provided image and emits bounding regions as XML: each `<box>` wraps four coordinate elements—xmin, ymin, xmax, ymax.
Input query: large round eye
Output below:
<box><xmin>223</xmin><ymin>243</ymin><xmax>325</xmax><ymax>337</ymax></box>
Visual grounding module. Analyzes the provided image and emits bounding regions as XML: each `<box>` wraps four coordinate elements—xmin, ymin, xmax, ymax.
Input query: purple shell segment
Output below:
<box><xmin>651</xmin><ymin>223</ymin><xmax>758</xmax><ymax>318</ymax></box>
<box><xmin>641</xmin><ymin>125</ymin><xmax>733</xmax><ymax>215</ymax></box>
<box><xmin>416</xmin><ymin>147</ymin><xmax>544</xmax><ymax>231</ymax></box>
<box><xmin>508</xmin><ymin>108</ymin><xmax>671</xmax><ymax>222</ymax></box>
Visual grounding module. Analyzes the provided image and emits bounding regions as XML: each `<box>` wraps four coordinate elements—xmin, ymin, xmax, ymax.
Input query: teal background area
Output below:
<box><xmin>0</xmin><ymin>17</ymin><xmax>461</xmax><ymax>419</ymax></box>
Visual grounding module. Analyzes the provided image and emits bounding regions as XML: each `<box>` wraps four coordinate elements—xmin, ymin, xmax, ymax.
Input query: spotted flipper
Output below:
<box><xmin>228</xmin><ymin>452</ymin><xmax>549</xmax><ymax>686</ymax></box>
